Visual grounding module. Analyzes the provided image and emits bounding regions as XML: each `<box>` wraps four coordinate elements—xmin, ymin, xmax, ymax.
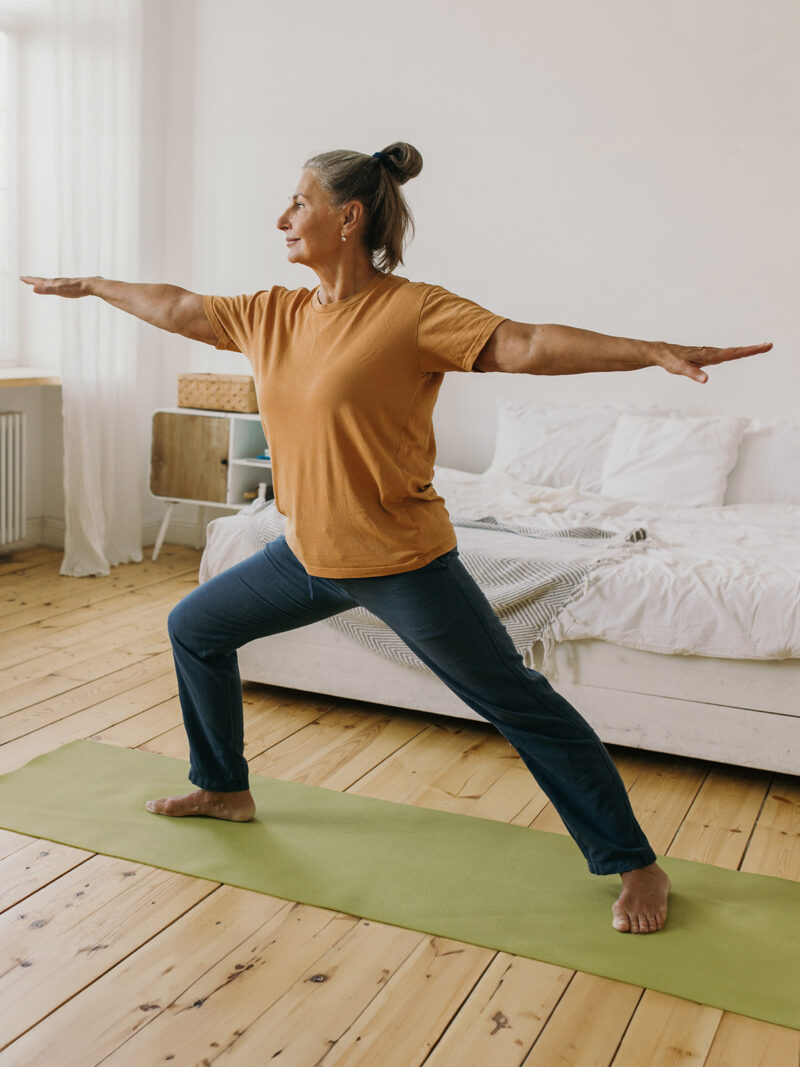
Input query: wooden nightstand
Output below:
<box><xmin>149</xmin><ymin>407</ymin><xmax>272</xmax><ymax>560</ymax></box>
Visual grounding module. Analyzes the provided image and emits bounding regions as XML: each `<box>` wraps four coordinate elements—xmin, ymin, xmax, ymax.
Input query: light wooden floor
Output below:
<box><xmin>0</xmin><ymin>544</ymin><xmax>798</xmax><ymax>1066</ymax></box>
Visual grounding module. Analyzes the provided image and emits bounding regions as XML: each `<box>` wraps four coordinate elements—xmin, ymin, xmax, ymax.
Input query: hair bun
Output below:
<box><xmin>302</xmin><ymin>144</ymin><xmax>421</xmax><ymax>273</ymax></box>
<box><xmin>374</xmin><ymin>142</ymin><xmax>423</xmax><ymax>186</ymax></box>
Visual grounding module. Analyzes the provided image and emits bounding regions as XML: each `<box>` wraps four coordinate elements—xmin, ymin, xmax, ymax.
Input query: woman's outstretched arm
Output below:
<box><xmin>474</xmin><ymin>320</ymin><xmax>772</xmax><ymax>383</ymax></box>
<box><xmin>19</xmin><ymin>275</ymin><xmax>218</xmax><ymax>345</ymax></box>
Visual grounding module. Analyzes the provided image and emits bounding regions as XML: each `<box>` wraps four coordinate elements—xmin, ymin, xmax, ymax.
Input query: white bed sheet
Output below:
<box><xmin>433</xmin><ymin>466</ymin><xmax>800</xmax><ymax>660</ymax></box>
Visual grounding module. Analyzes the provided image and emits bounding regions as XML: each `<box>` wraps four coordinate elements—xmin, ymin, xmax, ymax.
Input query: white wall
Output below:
<box><xmin>12</xmin><ymin>0</ymin><xmax>799</xmax><ymax>551</ymax></box>
<box><xmin>177</xmin><ymin>0</ymin><xmax>798</xmax><ymax>474</ymax></box>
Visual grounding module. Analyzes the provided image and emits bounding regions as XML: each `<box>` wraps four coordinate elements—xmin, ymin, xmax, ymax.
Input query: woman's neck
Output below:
<box><xmin>314</xmin><ymin>264</ymin><xmax>382</xmax><ymax>306</ymax></box>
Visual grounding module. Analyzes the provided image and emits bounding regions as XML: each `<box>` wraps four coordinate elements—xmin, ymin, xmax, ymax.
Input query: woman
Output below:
<box><xmin>21</xmin><ymin>141</ymin><xmax>771</xmax><ymax>935</ymax></box>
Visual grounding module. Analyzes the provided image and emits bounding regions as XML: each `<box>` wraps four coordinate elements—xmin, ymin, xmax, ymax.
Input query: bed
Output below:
<box><xmin>197</xmin><ymin>402</ymin><xmax>800</xmax><ymax>776</ymax></box>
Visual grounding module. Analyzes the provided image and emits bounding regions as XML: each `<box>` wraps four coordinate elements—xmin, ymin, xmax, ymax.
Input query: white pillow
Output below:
<box><xmin>724</xmin><ymin>417</ymin><xmax>800</xmax><ymax>505</ymax></box>
<box><xmin>488</xmin><ymin>401</ymin><xmax>660</xmax><ymax>492</ymax></box>
<box><xmin>600</xmin><ymin>413</ymin><xmax>749</xmax><ymax>507</ymax></box>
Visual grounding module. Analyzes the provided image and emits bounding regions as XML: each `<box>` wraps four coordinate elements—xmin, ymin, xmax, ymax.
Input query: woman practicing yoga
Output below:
<box><xmin>21</xmin><ymin>141</ymin><xmax>771</xmax><ymax>934</ymax></box>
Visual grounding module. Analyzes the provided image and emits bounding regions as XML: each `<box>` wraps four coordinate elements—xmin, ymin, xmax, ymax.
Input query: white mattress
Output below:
<box><xmin>200</xmin><ymin>467</ymin><xmax>800</xmax><ymax>662</ymax></box>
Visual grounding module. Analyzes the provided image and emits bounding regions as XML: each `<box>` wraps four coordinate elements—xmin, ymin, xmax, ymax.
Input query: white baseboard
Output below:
<box><xmin>142</xmin><ymin>516</ymin><xmax>208</xmax><ymax>550</ymax></box>
<box><xmin>39</xmin><ymin>515</ymin><xmax>65</xmax><ymax>548</ymax></box>
<box><xmin>2</xmin><ymin>515</ymin><xmax>209</xmax><ymax>554</ymax></box>
<box><xmin>0</xmin><ymin>515</ymin><xmax>57</xmax><ymax>552</ymax></box>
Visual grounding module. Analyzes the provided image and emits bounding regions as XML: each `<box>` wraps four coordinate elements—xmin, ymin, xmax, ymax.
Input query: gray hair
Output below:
<box><xmin>302</xmin><ymin>142</ymin><xmax>423</xmax><ymax>273</ymax></box>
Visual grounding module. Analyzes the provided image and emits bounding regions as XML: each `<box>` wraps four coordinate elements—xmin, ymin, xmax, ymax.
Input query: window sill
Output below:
<box><xmin>0</xmin><ymin>366</ymin><xmax>61</xmax><ymax>387</ymax></box>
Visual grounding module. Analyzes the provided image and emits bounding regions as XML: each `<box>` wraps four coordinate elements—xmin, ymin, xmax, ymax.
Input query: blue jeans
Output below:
<box><xmin>167</xmin><ymin>534</ymin><xmax>657</xmax><ymax>876</ymax></box>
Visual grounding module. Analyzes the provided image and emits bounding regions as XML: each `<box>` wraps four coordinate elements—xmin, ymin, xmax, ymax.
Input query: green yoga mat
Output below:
<box><xmin>0</xmin><ymin>740</ymin><xmax>798</xmax><ymax>1030</ymax></box>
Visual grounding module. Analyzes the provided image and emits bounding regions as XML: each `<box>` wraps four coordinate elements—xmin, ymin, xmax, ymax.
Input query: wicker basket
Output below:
<box><xmin>177</xmin><ymin>373</ymin><xmax>258</xmax><ymax>413</ymax></box>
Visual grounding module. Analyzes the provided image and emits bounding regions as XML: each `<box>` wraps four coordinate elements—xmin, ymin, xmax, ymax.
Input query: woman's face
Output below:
<box><xmin>277</xmin><ymin>169</ymin><xmax>342</xmax><ymax>268</ymax></box>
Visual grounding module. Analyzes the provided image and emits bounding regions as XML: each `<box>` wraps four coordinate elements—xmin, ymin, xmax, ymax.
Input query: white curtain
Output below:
<box><xmin>53</xmin><ymin>0</ymin><xmax>144</xmax><ymax>576</ymax></box>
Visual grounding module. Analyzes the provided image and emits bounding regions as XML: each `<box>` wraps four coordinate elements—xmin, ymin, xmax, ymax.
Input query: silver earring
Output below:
<box><xmin>341</xmin><ymin>235</ymin><xmax>347</xmax><ymax>242</ymax></box>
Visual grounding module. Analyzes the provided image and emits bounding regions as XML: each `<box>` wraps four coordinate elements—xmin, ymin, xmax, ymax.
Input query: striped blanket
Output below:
<box><xmin>323</xmin><ymin>515</ymin><xmax>647</xmax><ymax>675</ymax></box>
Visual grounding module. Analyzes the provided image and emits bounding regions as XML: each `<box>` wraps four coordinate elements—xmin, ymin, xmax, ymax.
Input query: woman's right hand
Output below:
<box><xmin>19</xmin><ymin>275</ymin><xmax>100</xmax><ymax>298</ymax></box>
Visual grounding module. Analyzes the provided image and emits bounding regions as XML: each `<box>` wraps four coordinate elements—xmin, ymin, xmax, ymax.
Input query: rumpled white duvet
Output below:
<box><xmin>433</xmin><ymin>466</ymin><xmax>800</xmax><ymax>660</ymax></box>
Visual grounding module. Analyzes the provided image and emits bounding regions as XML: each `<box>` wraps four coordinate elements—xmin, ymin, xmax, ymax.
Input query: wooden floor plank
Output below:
<box><xmin>0</xmin><ymin>635</ymin><xmax>171</xmax><ymax>718</ymax></box>
<box><xmin>0</xmin><ymin>828</ymin><xmax>36</xmax><ymax>861</ymax></box>
<box><xmin>0</xmin><ymin>855</ymin><xmax>216</xmax><ymax>1051</ymax></box>
<box><xmin>703</xmin><ymin>1012</ymin><xmax>800</xmax><ymax>1067</ymax></box>
<box><xmin>464</xmin><ymin>756</ymin><xmax>551</xmax><ymax>827</ymax></box>
<box><xmin>140</xmin><ymin>688</ymin><xmax>342</xmax><ymax>764</ymax></box>
<box><xmin>522</xmin><ymin>972</ymin><xmax>643</xmax><ymax>1066</ymax></box>
<box><xmin>0</xmin><ymin>546</ymin><xmax>57</xmax><ymax>577</ymax></box>
<box><xmin>526</xmin><ymin>749</ymin><xmax>708</xmax><ymax>849</ymax></box>
<box><xmin>603</xmin><ymin>746</ymin><xmax>655</xmax><ymax>791</ymax></box>
<box><xmin>0</xmin><ymin>577</ymin><xmax>189</xmax><ymax>671</ymax></box>
<box><xmin>88</xmin><ymin>697</ymin><xmax>185</xmax><ymax>749</ymax></box>
<box><xmin>347</xmin><ymin>717</ymin><xmax>505</xmax><ymax>806</ymax></box>
<box><xmin>313</xmin><ymin>934</ymin><xmax>495</xmax><ymax>1067</ymax></box>
<box><xmin>97</xmin><ymin>909</ymin><xmax>368</xmax><ymax>1065</ymax></box>
<box><xmin>422</xmin><ymin>954</ymin><xmax>573</xmax><ymax>1067</ymax></box>
<box><xmin>0</xmin><ymin>545</ymin><xmax>796</xmax><ymax>1066</ymax></box>
<box><xmin>0</xmin><ymin>560</ymin><xmax>67</xmax><ymax>589</ymax></box>
<box><xmin>0</xmin><ymin>886</ymin><xmax>289</xmax><ymax>1067</ymax></box>
<box><xmin>247</xmin><ymin>698</ymin><xmax>432</xmax><ymax>791</ymax></box>
<box><xmin>0</xmin><ymin>549</ymin><xmax>201</xmax><ymax>635</ymax></box>
<box><xmin>668</xmin><ymin>764</ymin><xmax>771</xmax><ymax>869</ymax></box>
<box><xmin>740</xmin><ymin>775</ymin><xmax>800</xmax><ymax>880</ymax></box>
<box><xmin>610</xmin><ymin>991</ymin><xmax>722</xmax><ymax>1066</ymax></box>
<box><xmin>0</xmin><ymin>546</ymin><xmax>195</xmax><ymax>606</ymax></box>
<box><xmin>0</xmin><ymin>651</ymin><xmax>176</xmax><ymax>744</ymax></box>
<box><xmin>0</xmin><ymin>669</ymin><xmax>179</xmax><ymax>774</ymax></box>
<box><xmin>0</xmin><ymin>613</ymin><xmax>169</xmax><ymax>688</ymax></box>
<box><xmin>0</xmin><ymin>840</ymin><xmax>94</xmax><ymax>913</ymax></box>
<box><xmin>403</xmin><ymin>727</ymin><xmax>544</xmax><ymax>818</ymax></box>
<box><xmin>611</xmin><ymin>753</ymin><xmax>710</xmax><ymax>856</ymax></box>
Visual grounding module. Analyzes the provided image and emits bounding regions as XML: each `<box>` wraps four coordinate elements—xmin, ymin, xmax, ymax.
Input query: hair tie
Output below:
<box><xmin>372</xmin><ymin>151</ymin><xmax>386</xmax><ymax>164</ymax></box>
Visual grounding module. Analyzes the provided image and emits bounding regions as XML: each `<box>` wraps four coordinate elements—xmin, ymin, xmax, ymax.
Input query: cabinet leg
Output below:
<box><xmin>195</xmin><ymin>505</ymin><xmax>207</xmax><ymax>550</ymax></box>
<box><xmin>152</xmin><ymin>501</ymin><xmax>176</xmax><ymax>561</ymax></box>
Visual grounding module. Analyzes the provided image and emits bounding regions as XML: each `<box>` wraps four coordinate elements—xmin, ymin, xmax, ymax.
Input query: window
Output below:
<box><xmin>0</xmin><ymin>28</ymin><xmax>18</xmax><ymax>365</ymax></box>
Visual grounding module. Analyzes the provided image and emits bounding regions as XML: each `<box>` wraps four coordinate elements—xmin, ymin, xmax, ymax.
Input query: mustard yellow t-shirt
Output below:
<box><xmin>202</xmin><ymin>271</ymin><xmax>508</xmax><ymax>577</ymax></box>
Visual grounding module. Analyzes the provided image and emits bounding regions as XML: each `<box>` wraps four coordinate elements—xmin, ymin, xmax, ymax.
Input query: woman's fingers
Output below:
<box><xmin>662</xmin><ymin>341</ymin><xmax>773</xmax><ymax>384</ymax></box>
<box><xmin>680</xmin><ymin>362</ymin><xmax>709</xmax><ymax>384</ymax></box>
<box><xmin>700</xmin><ymin>342</ymin><xmax>773</xmax><ymax>365</ymax></box>
<box><xmin>19</xmin><ymin>276</ymin><xmax>90</xmax><ymax>298</ymax></box>
<box><xmin>20</xmin><ymin>275</ymin><xmax>63</xmax><ymax>294</ymax></box>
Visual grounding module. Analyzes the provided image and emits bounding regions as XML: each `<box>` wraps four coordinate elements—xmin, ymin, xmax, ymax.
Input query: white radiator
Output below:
<box><xmin>0</xmin><ymin>411</ymin><xmax>26</xmax><ymax>548</ymax></box>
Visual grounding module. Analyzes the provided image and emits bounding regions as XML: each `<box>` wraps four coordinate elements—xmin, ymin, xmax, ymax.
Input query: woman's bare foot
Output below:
<box><xmin>145</xmin><ymin>788</ymin><xmax>256</xmax><ymax>822</ymax></box>
<box><xmin>612</xmin><ymin>861</ymin><xmax>671</xmax><ymax>933</ymax></box>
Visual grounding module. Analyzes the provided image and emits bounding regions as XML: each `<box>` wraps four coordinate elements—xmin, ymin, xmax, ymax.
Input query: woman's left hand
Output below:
<box><xmin>655</xmin><ymin>341</ymin><xmax>773</xmax><ymax>384</ymax></box>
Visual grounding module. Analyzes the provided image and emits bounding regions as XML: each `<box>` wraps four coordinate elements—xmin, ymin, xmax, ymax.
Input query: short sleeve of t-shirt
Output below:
<box><xmin>416</xmin><ymin>284</ymin><xmax>508</xmax><ymax>374</ymax></box>
<box><xmin>202</xmin><ymin>291</ymin><xmax>269</xmax><ymax>354</ymax></box>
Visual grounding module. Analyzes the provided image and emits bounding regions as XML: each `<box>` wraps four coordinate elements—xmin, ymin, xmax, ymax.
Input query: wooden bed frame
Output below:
<box><xmin>237</xmin><ymin>619</ymin><xmax>800</xmax><ymax>776</ymax></box>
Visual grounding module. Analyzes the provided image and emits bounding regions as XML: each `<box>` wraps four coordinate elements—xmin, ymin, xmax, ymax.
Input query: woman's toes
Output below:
<box><xmin>612</xmin><ymin>910</ymin><xmax>631</xmax><ymax>932</ymax></box>
<box><xmin>631</xmin><ymin>914</ymin><xmax>660</xmax><ymax>934</ymax></box>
